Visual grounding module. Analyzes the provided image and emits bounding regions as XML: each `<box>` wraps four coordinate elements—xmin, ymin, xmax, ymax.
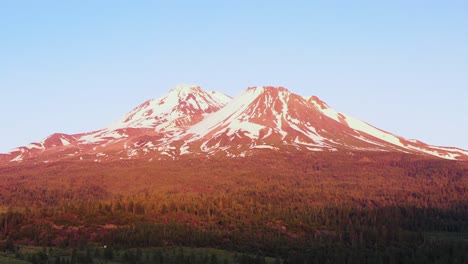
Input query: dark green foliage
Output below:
<box><xmin>103</xmin><ymin>246</ymin><xmax>114</xmax><ymax>260</ymax></box>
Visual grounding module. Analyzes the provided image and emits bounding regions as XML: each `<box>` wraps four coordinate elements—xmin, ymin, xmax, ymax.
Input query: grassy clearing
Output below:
<box><xmin>425</xmin><ymin>232</ymin><xmax>468</xmax><ymax>242</ymax></box>
<box><xmin>0</xmin><ymin>255</ymin><xmax>29</xmax><ymax>264</ymax></box>
<box><xmin>10</xmin><ymin>245</ymin><xmax>278</xmax><ymax>264</ymax></box>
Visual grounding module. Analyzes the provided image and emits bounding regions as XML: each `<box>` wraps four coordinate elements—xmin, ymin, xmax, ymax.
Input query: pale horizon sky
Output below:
<box><xmin>1</xmin><ymin>1</ymin><xmax>467</xmax><ymax>152</ymax></box>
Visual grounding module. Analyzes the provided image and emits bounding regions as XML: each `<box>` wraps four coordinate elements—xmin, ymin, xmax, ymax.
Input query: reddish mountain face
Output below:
<box><xmin>2</xmin><ymin>85</ymin><xmax>467</xmax><ymax>164</ymax></box>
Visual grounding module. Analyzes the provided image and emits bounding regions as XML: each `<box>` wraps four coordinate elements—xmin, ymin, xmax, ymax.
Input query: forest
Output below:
<box><xmin>0</xmin><ymin>150</ymin><xmax>467</xmax><ymax>263</ymax></box>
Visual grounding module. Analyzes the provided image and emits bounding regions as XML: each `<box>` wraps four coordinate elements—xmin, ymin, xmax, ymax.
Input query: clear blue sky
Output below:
<box><xmin>1</xmin><ymin>0</ymin><xmax>467</xmax><ymax>152</ymax></box>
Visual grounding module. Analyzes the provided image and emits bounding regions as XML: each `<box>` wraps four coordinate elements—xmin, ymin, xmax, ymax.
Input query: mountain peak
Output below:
<box><xmin>166</xmin><ymin>85</ymin><xmax>205</xmax><ymax>103</ymax></box>
<box><xmin>170</xmin><ymin>84</ymin><xmax>201</xmax><ymax>94</ymax></box>
<box><xmin>308</xmin><ymin>95</ymin><xmax>330</xmax><ymax>109</ymax></box>
<box><xmin>106</xmin><ymin>84</ymin><xmax>231</xmax><ymax>131</ymax></box>
<box><xmin>246</xmin><ymin>86</ymin><xmax>290</xmax><ymax>93</ymax></box>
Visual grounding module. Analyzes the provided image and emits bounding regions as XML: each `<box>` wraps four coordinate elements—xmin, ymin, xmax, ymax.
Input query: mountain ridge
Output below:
<box><xmin>2</xmin><ymin>85</ymin><xmax>467</xmax><ymax>163</ymax></box>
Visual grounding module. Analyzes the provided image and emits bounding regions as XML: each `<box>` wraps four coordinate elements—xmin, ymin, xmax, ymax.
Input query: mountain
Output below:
<box><xmin>2</xmin><ymin>85</ymin><xmax>467</xmax><ymax>164</ymax></box>
<box><xmin>182</xmin><ymin>86</ymin><xmax>467</xmax><ymax>159</ymax></box>
<box><xmin>2</xmin><ymin>85</ymin><xmax>231</xmax><ymax>163</ymax></box>
<box><xmin>108</xmin><ymin>84</ymin><xmax>231</xmax><ymax>131</ymax></box>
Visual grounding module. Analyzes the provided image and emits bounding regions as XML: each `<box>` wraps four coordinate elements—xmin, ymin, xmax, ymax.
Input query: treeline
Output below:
<box><xmin>18</xmin><ymin>246</ymin><xmax>273</xmax><ymax>264</ymax></box>
<box><xmin>8</xmin><ymin>235</ymin><xmax>468</xmax><ymax>264</ymax></box>
<box><xmin>1</xmin><ymin>198</ymin><xmax>467</xmax><ymax>262</ymax></box>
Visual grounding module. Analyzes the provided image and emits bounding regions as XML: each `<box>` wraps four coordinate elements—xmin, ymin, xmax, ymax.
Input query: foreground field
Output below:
<box><xmin>2</xmin><ymin>246</ymin><xmax>278</xmax><ymax>264</ymax></box>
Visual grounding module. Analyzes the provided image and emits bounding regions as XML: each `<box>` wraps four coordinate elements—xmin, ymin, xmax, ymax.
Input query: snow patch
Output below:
<box><xmin>27</xmin><ymin>143</ymin><xmax>44</xmax><ymax>150</ymax></box>
<box><xmin>60</xmin><ymin>137</ymin><xmax>71</xmax><ymax>146</ymax></box>
<box><xmin>180</xmin><ymin>145</ymin><xmax>191</xmax><ymax>155</ymax></box>
<box><xmin>306</xmin><ymin>147</ymin><xmax>323</xmax><ymax>151</ymax></box>
<box><xmin>252</xmin><ymin>145</ymin><xmax>277</xmax><ymax>150</ymax></box>
<box><xmin>210</xmin><ymin>91</ymin><xmax>232</xmax><ymax>105</ymax></box>
<box><xmin>11</xmin><ymin>155</ymin><xmax>23</xmax><ymax>162</ymax></box>
<box><xmin>80</xmin><ymin>133</ymin><xmax>105</xmax><ymax>144</ymax></box>
<box><xmin>144</xmin><ymin>142</ymin><xmax>155</xmax><ymax>148</ymax></box>
<box><xmin>311</xmin><ymin>100</ymin><xmax>341</xmax><ymax>122</ymax></box>
<box><xmin>343</xmin><ymin>114</ymin><xmax>406</xmax><ymax>148</ymax></box>
<box><xmin>188</xmin><ymin>86</ymin><xmax>265</xmax><ymax>139</ymax></box>
<box><xmin>9</xmin><ymin>147</ymin><xmax>21</xmax><ymax>153</ymax></box>
<box><xmin>406</xmin><ymin>145</ymin><xmax>459</xmax><ymax>160</ymax></box>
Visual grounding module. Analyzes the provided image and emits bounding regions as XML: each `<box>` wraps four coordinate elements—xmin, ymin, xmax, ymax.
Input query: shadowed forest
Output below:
<box><xmin>0</xmin><ymin>151</ymin><xmax>467</xmax><ymax>263</ymax></box>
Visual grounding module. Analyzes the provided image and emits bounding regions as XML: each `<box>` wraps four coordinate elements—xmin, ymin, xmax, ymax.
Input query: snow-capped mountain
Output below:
<box><xmin>108</xmin><ymin>84</ymin><xmax>231</xmax><ymax>131</ymax></box>
<box><xmin>182</xmin><ymin>86</ymin><xmax>467</xmax><ymax>159</ymax></box>
<box><xmin>2</xmin><ymin>85</ymin><xmax>467</xmax><ymax>164</ymax></box>
<box><xmin>3</xmin><ymin>85</ymin><xmax>231</xmax><ymax>163</ymax></box>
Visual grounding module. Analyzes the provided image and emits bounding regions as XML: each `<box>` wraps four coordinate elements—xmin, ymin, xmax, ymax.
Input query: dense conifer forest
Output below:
<box><xmin>0</xmin><ymin>151</ymin><xmax>467</xmax><ymax>263</ymax></box>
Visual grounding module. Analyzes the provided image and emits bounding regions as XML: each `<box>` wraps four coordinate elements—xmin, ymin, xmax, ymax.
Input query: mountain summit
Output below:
<box><xmin>108</xmin><ymin>84</ymin><xmax>231</xmax><ymax>131</ymax></box>
<box><xmin>2</xmin><ymin>85</ymin><xmax>467</xmax><ymax>163</ymax></box>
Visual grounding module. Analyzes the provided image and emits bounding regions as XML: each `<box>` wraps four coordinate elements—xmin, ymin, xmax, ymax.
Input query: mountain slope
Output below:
<box><xmin>2</xmin><ymin>85</ymin><xmax>467</xmax><ymax>163</ymax></box>
<box><xmin>182</xmin><ymin>86</ymin><xmax>467</xmax><ymax>160</ymax></box>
